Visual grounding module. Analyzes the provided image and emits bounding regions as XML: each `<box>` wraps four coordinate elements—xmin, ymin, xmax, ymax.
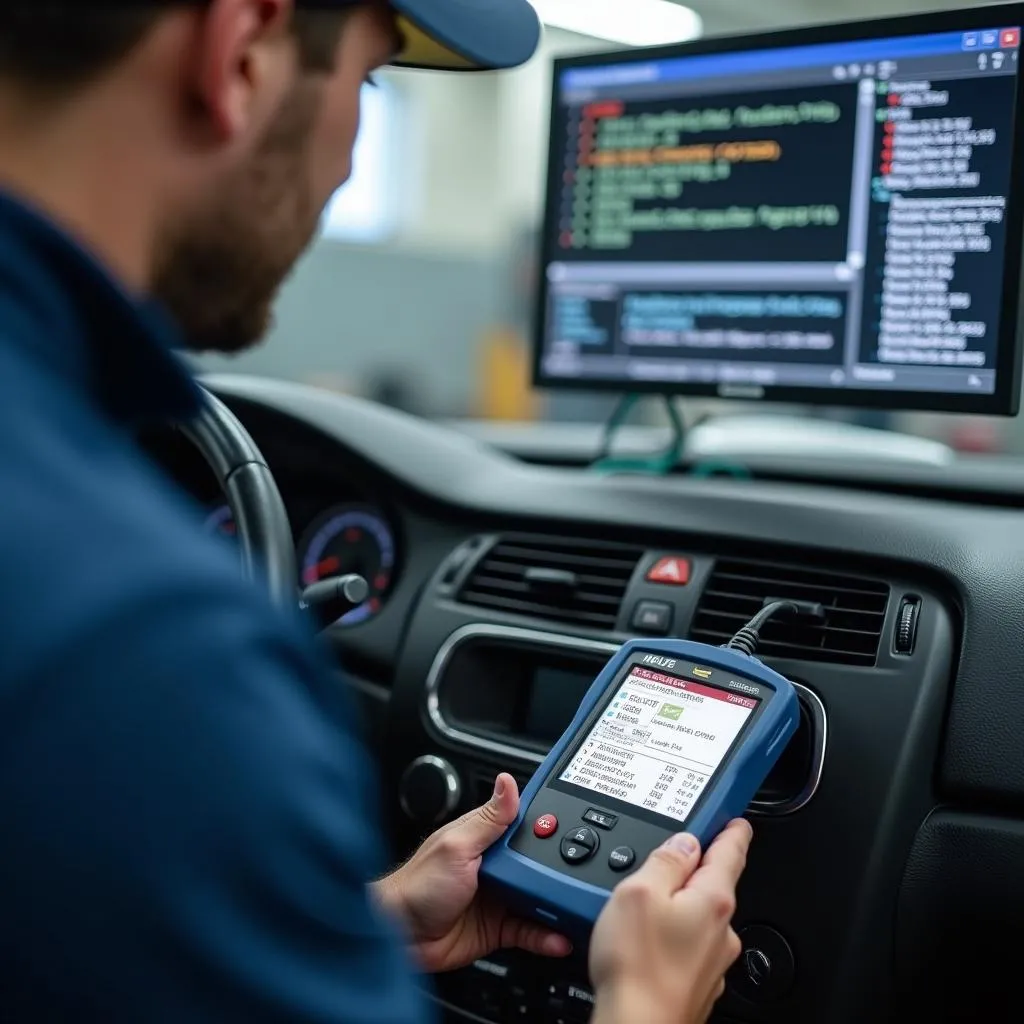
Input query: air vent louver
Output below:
<box><xmin>691</xmin><ymin>558</ymin><xmax>890</xmax><ymax>666</ymax></box>
<box><xmin>459</xmin><ymin>535</ymin><xmax>643</xmax><ymax>630</ymax></box>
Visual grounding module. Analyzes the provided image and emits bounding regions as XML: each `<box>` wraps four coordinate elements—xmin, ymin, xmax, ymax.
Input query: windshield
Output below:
<box><xmin>191</xmin><ymin>0</ymin><xmax>1022</xmax><ymax>462</ymax></box>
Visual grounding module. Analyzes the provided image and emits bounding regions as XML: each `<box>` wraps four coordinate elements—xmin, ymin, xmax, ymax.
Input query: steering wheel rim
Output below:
<box><xmin>177</xmin><ymin>387</ymin><xmax>297</xmax><ymax>607</ymax></box>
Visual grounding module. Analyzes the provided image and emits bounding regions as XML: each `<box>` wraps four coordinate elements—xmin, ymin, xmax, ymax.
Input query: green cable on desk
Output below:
<box><xmin>589</xmin><ymin>394</ymin><xmax>751</xmax><ymax>479</ymax></box>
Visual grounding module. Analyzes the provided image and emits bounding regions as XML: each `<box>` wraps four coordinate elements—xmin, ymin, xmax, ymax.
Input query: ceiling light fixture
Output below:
<box><xmin>530</xmin><ymin>0</ymin><xmax>703</xmax><ymax>47</ymax></box>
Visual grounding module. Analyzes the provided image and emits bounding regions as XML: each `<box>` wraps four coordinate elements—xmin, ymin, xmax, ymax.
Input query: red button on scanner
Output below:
<box><xmin>533</xmin><ymin>814</ymin><xmax>558</xmax><ymax>838</ymax></box>
<box><xmin>646</xmin><ymin>556</ymin><xmax>691</xmax><ymax>585</ymax></box>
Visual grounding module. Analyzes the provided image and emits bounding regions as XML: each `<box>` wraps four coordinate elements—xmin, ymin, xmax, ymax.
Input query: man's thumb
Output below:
<box><xmin>456</xmin><ymin>773</ymin><xmax>520</xmax><ymax>854</ymax></box>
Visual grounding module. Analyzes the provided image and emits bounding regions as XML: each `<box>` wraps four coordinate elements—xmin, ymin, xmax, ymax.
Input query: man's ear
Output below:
<box><xmin>188</xmin><ymin>0</ymin><xmax>295</xmax><ymax>144</ymax></box>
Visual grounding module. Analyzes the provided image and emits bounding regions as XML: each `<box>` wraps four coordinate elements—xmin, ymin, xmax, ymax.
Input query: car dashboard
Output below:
<box><xmin>144</xmin><ymin>373</ymin><xmax>1024</xmax><ymax>1024</ymax></box>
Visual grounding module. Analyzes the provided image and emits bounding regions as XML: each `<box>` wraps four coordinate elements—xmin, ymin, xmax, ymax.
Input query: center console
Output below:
<box><xmin>383</xmin><ymin>533</ymin><xmax>955</xmax><ymax>1024</ymax></box>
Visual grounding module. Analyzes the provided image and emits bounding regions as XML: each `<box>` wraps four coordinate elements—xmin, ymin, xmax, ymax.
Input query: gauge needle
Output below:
<box><xmin>313</xmin><ymin>556</ymin><xmax>341</xmax><ymax>578</ymax></box>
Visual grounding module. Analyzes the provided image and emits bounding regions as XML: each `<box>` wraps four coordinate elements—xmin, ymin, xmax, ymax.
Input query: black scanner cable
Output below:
<box><xmin>725</xmin><ymin>599</ymin><xmax>826</xmax><ymax>657</ymax></box>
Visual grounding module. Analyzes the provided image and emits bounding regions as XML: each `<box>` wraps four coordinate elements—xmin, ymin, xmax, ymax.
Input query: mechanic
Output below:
<box><xmin>0</xmin><ymin>2</ymin><xmax>752</xmax><ymax>1022</ymax></box>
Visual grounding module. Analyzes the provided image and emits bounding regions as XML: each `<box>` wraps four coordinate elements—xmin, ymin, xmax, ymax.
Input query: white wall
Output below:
<box><xmin>495</xmin><ymin>28</ymin><xmax>620</xmax><ymax>227</ymax></box>
<box><xmin>382</xmin><ymin>68</ymin><xmax>503</xmax><ymax>253</ymax></box>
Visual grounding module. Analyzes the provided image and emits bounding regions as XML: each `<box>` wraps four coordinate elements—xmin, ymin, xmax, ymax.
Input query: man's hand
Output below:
<box><xmin>589</xmin><ymin>819</ymin><xmax>753</xmax><ymax>1024</ymax></box>
<box><xmin>373</xmin><ymin>773</ymin><xmax>572</xmax><ymax>973</ymax></box>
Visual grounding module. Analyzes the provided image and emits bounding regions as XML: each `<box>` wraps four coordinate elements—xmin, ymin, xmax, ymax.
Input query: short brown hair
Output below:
<box><xmin>0</xmin><ymin>3</ymin><xmax>353</xmax><ymax>94</ymax></box>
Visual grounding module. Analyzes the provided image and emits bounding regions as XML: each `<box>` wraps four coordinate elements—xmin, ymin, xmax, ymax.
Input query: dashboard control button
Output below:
<box><xmin>560</xmin><ymin>837</ymin><xmax>595</xmax><ymax>864</ymax></box>
<box><xmin>399</xmin><ymin>755</ymin><xmax>461</xmax><ymax>825</ymax></box>
<box><xmin>545</xmin><ymin>994</ymin><xmax>568</xmax><ymax>1019</ymax></box>
<box><xmin>894</xmin><ymin>595</ymin><xmax>921</xmax><ymax>655</ymax></box>
<box><xmin>565</xmin><ymin>826</ymin><xmax>599</xmax><ymax>850</ymax></box>
<box><xmin>631</xmin><ymin>600</ymin><xmax>673</xmax><ymax>635</ymax></box>
<box><xmin>608</xmin><ymin>846</ymin><xmax>636</xmax><ymax>872</ymax></box>
<box><xmin>582</xmin><ymin>808</ymin><xmax>618</xmax><ymax>830</ymax></box>
<box><xmin>743</xmin><ymin>949</ymin><xmax>772</xmax><ymax>987</ymax></box>
<box><xmin>508</xmin><ymin>981</ymin><xmax>532</xmax><ymax>1017</ymax></box>
<box><xmin>727</xmin><ymin>924</ymin><xmax>795</xmax><ymax>1002</ymax></box>
<box><xmin>646</xmin><ymin>556</ymin><xmax>691</xmax><ymax>585</ymax></box>
<box><xmin>533</xmin><ymin>814</ymin><xmax>558</xmax><ymax>838</ymax></box>
<box><xmin>469</xmin><ymin>958</ymin><xmax>510</xmax><ymax>980</ymax></box>
<box><xmin>565</xmin><ymin>982</ymin><xmax>596</xmax><ymax>1015</ymax></box>
<box><xmin>547</xmin><ymin>980</ymin><xmax>596</xmax><ymax>1022</ymax></box>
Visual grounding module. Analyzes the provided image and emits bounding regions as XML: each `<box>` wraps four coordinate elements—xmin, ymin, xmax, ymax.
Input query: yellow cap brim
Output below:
<box><xmin>392</xmin><ymin>16</ymin><xmax>481</xmax><ymax>71</ymax></box>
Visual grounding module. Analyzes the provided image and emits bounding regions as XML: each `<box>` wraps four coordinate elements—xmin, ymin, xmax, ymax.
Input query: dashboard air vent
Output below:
<box><xmin>691</xmin><ymin>558</ymin><xmax>890</xmax><ymax>666</ymax></box>
<box><xmin>459</xmin><ymin>535</ymin><xmax>643</xmax><ymax>630</ymax></box>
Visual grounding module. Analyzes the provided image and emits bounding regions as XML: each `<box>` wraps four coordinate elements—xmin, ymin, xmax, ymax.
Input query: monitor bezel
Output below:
<box><xmin>531</xmin><ymin>2</ymin><xmax>1024</xmax><ymax>416</ymax></box>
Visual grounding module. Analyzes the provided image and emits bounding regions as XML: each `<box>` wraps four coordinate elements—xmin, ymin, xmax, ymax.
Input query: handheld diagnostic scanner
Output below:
<box><xmin>481</xmin><ymin>601</ymin><xmax>815</xmax><ymax>939</ymax></box>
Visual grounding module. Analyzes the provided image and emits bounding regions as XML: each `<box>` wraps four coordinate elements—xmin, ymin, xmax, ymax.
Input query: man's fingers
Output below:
<box><xmin>499</xmin><ymin>916</ymin><xmax>573</xmax><ymax>959</ymax></box>
<box><xmin>628</xmin><ymin>832</ymin><xmax>703</xmax><ymax>896</ymax></box>
<box><xmin>683</xmin><ymin>819</ymin><xmax>753</xmax><ymax>900</ymax></box>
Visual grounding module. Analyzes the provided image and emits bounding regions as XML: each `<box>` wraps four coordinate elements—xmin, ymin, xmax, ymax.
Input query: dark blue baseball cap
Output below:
<box><xmin>304</xmin><ymin>0</ymin><xmax>543</xmax><ymax>71</ymax></box>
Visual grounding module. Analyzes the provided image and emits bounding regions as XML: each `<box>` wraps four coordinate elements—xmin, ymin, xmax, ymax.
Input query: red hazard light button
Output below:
<box><xmin>646</xmin><ymin>556</ymin><xmax>691</xmax><ymax>585</ymax></box>
<box><xmin>533</xmin><ymin>814</ymin><xmax>558</xmax><ymax>838</ymax></box>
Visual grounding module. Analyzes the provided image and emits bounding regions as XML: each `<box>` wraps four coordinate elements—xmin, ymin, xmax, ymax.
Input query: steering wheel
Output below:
<box><xmin>177</xmin><ymin>387</ymin><xmax>297</xmax><ymax>606</ymax></box>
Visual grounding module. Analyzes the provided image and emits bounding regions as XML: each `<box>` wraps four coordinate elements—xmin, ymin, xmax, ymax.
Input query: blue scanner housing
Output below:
<box><xmin>481</xmin><ymin>638</ymin><xmax>799</xmax><ymax>940</ymax></box>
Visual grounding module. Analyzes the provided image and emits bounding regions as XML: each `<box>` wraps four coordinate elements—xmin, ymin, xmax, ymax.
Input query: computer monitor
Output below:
<box><xmin>533</xmin><ymin>4</ymin><xmax>1024</xmax><ymax>414</ymax></box>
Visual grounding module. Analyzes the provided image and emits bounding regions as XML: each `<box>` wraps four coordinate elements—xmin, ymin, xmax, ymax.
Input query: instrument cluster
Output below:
<box><xmin>204</xmin><ymin>500</ymin><xmax>398</xmax><ymax>628</ymax></box>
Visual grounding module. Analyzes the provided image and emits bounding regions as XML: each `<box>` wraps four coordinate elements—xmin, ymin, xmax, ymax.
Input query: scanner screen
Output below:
<box><xmin>559</xmin><ymin>666</ymin><xmax>760</xmax><ymax>824</ymax></box>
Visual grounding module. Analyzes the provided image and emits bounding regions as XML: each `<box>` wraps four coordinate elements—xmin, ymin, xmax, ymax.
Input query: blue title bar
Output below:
<box><xmin>561</xmin><ymin>28</ymin><xmax>1016</xmax><ymax>91</ymax></box>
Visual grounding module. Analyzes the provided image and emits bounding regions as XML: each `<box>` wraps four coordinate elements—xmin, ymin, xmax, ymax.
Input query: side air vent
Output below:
<box><xmin>458</xmin><ymin>535</ymin><xmax>643</xmax><ymax>630</ymax></box>
<box><xmin>691</xmin><ymin>558</ymin><xmax>890</xmax><ymax>666</ymax></box>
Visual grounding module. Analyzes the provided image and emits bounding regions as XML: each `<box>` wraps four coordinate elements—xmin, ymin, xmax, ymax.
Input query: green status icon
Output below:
<box><xmin>657</xmin><ymin>703</ymin><xmax>685</xmax><ymax>721</ymax></box>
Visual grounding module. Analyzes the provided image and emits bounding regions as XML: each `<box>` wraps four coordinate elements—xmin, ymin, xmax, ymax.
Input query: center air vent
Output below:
<box><xmin>691</xmin><ymin>558</ymin><xmax>890</xmax><ymax>666</ymax></box>
<box><xmin>458</xmin><ymin>535</ymin><xmax>643</xmax><ymax>631</ymax></box>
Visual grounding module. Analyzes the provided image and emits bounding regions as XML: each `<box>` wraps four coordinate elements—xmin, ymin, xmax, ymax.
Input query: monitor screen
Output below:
<box><xmin>534</xmin><ymin>8</ymin><xmax>1024</xmax><ymax>414</ymax></box>
<box><xmin>557</xmin><ymin>664</ymin><xmax>760</xmax><ymax>825</ymax></box>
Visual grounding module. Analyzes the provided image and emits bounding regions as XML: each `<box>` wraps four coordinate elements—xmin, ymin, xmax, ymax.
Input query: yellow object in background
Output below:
<box><xmin>477</xmin><ymin>327</ymin><xmax>539</xmax><ymax>421</ymax></box>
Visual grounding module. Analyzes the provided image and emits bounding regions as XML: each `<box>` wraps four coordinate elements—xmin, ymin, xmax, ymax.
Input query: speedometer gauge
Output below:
<box><xmin>299</xmin><ymin>506</ymin><xmax>396</xmax><ymax>626</ymax></box>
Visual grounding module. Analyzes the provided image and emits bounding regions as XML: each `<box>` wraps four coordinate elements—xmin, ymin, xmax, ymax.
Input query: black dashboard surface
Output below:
<box><xmin>192</xmin><ymin>373</ymin><xmax>1024</xmax><ymax>1024</ymax></box>
<box><xmin>204</xmin><ymin>373</ymin><xmax>1024</xmax><ymax>809</ymax></box>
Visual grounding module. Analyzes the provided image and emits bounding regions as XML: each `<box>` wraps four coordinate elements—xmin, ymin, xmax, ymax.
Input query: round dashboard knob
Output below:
<box><xmin>399</xmin><ymin>755</ymin><xmax>462</xmax><ymax>825</ymax></box>
<box><xmin>726</xmin><ymin>925</ymin><xmax>795</xmax><ymax>1003</ymax></box>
